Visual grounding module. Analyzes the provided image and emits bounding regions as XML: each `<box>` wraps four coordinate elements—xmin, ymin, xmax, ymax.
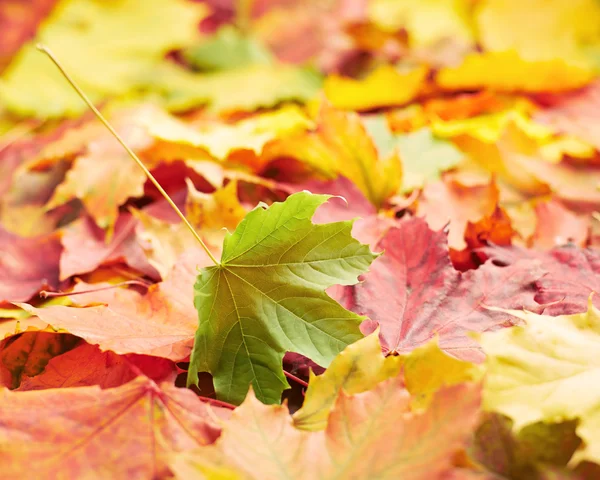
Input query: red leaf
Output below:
<box><xmin>0</xmin><ymin>0</ymin><xmax>58</xmax><ymax>72</ymax></box>
<box><xmin>0</xmin><ymin>227</ymin><xmax>62</xmax><ymax>303</ymax></box>
<box><xmin>417</xmin><ymin>174</ymin><xmax>500</xmax><ymax>250</ymax></box>
<box><xmin>17</xmin><ymin>341</ymin><xmax>178</xmax><ymax>391</ymax></box>
<box><xmin>486</xmin><ymin>245</ymin><xmax>600</xmax><ymax>315</ymax></box>
<box><xmin>60</xmin><ymin>213</ymin><xmax>160</xmax><ymax>281</ymax></box>
<box><xmin>0</xmin><ymin>331</ymin><xmax>80</xmax><ymax>389</ymax></box>
<box><xmin>345</xmin><ymin>218</ymin><xmax>542</xmax><ymax>361</ymax></box>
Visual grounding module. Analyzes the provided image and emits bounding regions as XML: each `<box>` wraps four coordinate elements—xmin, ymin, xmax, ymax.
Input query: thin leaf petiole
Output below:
<box><xmin>284</xmin><ymin>370</ymin><xmax>309</xmax><ymax>388</ymax></box>
<box><xmin>36</xmin><ymin>44</ymin><xmax>220</xmax><ymax>267</ymax></box>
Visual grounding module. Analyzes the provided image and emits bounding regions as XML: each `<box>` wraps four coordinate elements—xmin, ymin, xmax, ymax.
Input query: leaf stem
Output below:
<box><xmin>40</xmin><ymin>280</ymin><xmax>151</xmax><ymax>298</ymax></box>
<box><xmin>198</xmin><ymin>395</ymin><xmax>236</xmax><ymax>410</ymax></box>
<box><xmin>284</xmin><ymin>370</ymin><xmax>309</xmax><ymax>388</ymax></box>
<box><xmin>36</xmin><ymin>44</ymin><xmax>220</xmax><ymax>267</ymax></box>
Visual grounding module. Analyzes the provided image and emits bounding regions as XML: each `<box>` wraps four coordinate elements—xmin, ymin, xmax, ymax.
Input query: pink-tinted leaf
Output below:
<box><xmin>0</xmin><ymin>227</ymin><xmax>62</xmax><ymax>303</ymax></box>
<box><xmin>345</xmin><ymin>217</ymin><xmax>542</xmax><ymax>361</ymax></box>
<box><xmin>60</xmin><ymin>213</ymin><xmax>160</xmax><ymax>281</ymax></box>
<box><xmin>0</xmin><ymin>376</ymin><xmax>225</xmax><ymax>479</ymax></box>
<box><xmin>486</xmin><ymin>245</ymin><xmax>600</xmax><ymax>315</ymax></box>
<box><xmin>18</xmin><ymin>249</ymin><xmax>211</xmax><ymax>360</ymax></box>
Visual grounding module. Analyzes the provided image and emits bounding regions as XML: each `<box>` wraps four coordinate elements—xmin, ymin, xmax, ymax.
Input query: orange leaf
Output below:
<box><xmin>0</xmin><ymin>331</ymin><xmax>80</xmax><ymax>389</ymax></box>
<box><xmin>417</xmin><ymin>173</ymin><xmax>499</xmax><ymax>250</ymax></box>
<box><xmin>170</xmin><ymin>379</ymin><xmax>482</xmax><ymax>480</ymax></box>
<box><xmin>532</xmin><ymin>199</ymin><xmax>590</xmax><ymax>249</ymax></box>
<box><xmin>17</xmin><ymin>249</ymin><xmax>212</xmax><ymax>361</ymax></box>
<box><xmin>16</xmin><ymin>341</ymin><xmax>177</xmax><ymax>391</ymax></box>
<box><xmin>0</xmin><ymin>376</ymin><xmax>225</xmax><ymax>479</ymax></box>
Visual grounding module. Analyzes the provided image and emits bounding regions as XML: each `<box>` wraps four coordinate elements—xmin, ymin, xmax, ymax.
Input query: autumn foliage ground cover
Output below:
<box><xmin>4</xmin><ymin>0</ymin><xmax>600</xmax><ymax>478</ymax></box>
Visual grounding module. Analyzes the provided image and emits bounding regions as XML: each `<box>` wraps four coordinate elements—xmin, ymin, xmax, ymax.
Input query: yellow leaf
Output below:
<box><xmin>476</xmin><ymin>0</ymin><xmax>600</xmax><ymax>65</ymax></box>
<box><xmin>293</xmin><ymin>332</ymin><xmax>402</xmax><ymax>431</ymax></box>
<box><xmin>145</xmin><ymin>105</ymin><xmax>312</xmax><ymax>160</ymax></box>
<box><xmin>402</xmin><ymin>339</ymin><xmax>482</xmax><ymax>409</ymax></box>
<box><xmin>539</xmin><ymin>136</ymin><xmax>596</xmax><ymax>163</ymax></box>
<box><xmin>264</xmin><ymin>103</ymin><xmax>402</xmax><ymax>207</ymax></box>
<box><xmin>480</xmin><ymin>297</ymin><xmax>600</xmax><ymax>464</ymax></box>
<box><xmin>431</xmin><ymin>102</ymin><xmax>554</xmax><ymax>144</ymax></box>
<box><xmin>368</xmin><ymin>0</ymin><xmax>474</xmax><ymax>47</ymax></box>
<box><xmin>185</xmin><ymin>179</ymin><xmax>246</xmax><ymax>234</ymax></box>
<box><xmin>437</xmin><ymin>51</ymin><xmax>594</xmax><ymax>93</ymax></box>
<box><xmin>0</xmin><ymin>0</ymin><xmax>206</xmax><ymax>117</ymax></box>
<box><xmin>324</xmin><ymin>65</ymin><xmax>427</xmax><ymax>111</ymax></box>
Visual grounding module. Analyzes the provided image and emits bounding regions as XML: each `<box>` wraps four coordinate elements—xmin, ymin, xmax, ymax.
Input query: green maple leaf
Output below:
<box><xmin>187</xmin><ymin>192</ymin><xmax>378</xmax><ymax>405</ymax></box>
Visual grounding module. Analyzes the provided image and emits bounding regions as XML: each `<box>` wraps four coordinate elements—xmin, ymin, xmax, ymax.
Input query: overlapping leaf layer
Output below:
<box><xmin>2</xmin><ymin>0</ymin><xmax>600</xmax><ymax>478</ymax></box>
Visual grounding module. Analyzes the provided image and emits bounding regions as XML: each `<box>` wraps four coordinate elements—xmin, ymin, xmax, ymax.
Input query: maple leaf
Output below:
<box><xmin>0</xmin><ymin>0</ymin><xmax>206</xmax><ymax>117</ymax></box>
<box><xmin>485</xmin><ymin>244</ymin><xmax>600</xmax><ymax>315</ymax></box>
<box><xmin>480</xmin><ymin>298</ymin><xmax>600</xmax><ymax>464</ymax></box>
<box><xmin>416</xmin><ymin>173</ymin><xmax>499</xmax><ymax>250</ymax></box>
<box><xmin>188</xmin><ymin>192</ymin><xmax>378</xmax><ymax>405</ymax></box>
<box><xmin>323</xmin><ymin>65</ymin><xmax>427</xmax><ymax>111</ymax></box>
<box><xmin>60</xmin><ymin>213</ymin><xmax>160</xmax><ymax>281</ymax></box>
<box><xmin>264</xmin><ymin>104</ymin><xmax>402</xmax><ymax>207</ymax></box>
<box><xmin>45</xmin><ymin>122</ymin><xmax>150</xmax><ymax>234</ymax></box>
<box><xmin>170</xmin><ymin>379</ymin><xmax>482</xmax><ymax>480</ymax></box>
<box><xmin>18</xmin><ymin>249</ymin><xmax>212</xmax><ymax>360</ymax></box>
<box><xmin>437</xmin><ymin>51</ymin><xmax>594</xmax><ymax>93</ymax></box>
<box><xmin>0</xmin><ymin>227</ymin><xmax>62</xmax><ymax>303</ymax></box>
<box><xmin>293</xmin><ymin>332</ymin><xmax>403</xmax><ymax>431</ymax></box>
<box><xmin>16</xmin><ymin>341</ymin><xmax>177</xmax><ymax>391</ymax></box>
<box><xmin>292</xmin><ymin>175</ymin><xmax>397</xmax><ymax>247</ymax></box>
<box><xmin>345</xmin><ymin>217</ymin><xmax>541</xmax><ymax>361</ymax></box>
<box><xmin>0</xmin><ymin>331</ymin><xmax>79</xmax><ymax>389</ymax></box>
<box><xmin>0</xmin><ymin>376</ymin><xmax>225</xmax><ymax>478</ymax></box>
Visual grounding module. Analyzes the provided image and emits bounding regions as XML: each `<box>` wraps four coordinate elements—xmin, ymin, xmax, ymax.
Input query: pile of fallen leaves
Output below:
<box><xmin>3</xmin><ymin>0</ymin><xmax>600</xmax><ymax>478</ymax></box>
